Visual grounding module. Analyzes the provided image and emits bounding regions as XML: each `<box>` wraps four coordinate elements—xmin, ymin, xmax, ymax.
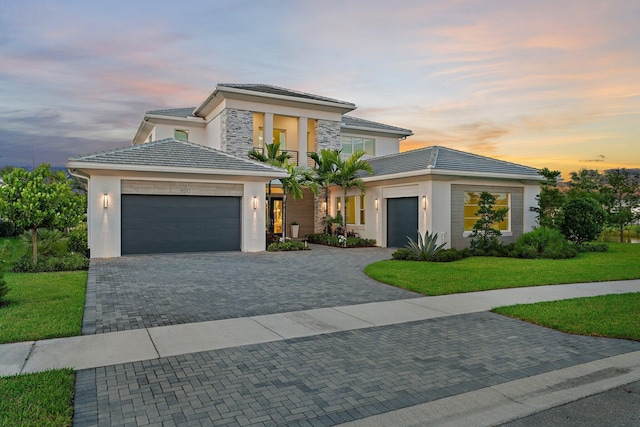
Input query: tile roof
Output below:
<box><xmin>217</xmin><ymin>83</ymin><xmax>355</xmax><ymax>106</ymax></box>
<box><xmin>69</xmin><ymin>139</ymin><xmax>288</xmax><ymax>174</ymax></box>
<box><xmin>146</xmin><ymin>107</ymin><xmax>197</xmax><ymax>118</ymax></box>
<box><xmin>364</xmin><ymin>146</ymin><xmax>541</xmax><ymax>178</ymax></box>
<box><xmin>341</xmin><ymin>115</ymin><xmax>413</xmax><ymax>136</ymax></box>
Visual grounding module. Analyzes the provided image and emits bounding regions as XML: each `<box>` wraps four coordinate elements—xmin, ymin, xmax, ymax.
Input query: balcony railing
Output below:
<box><xmin>253</xmin><ymin>148</ymin><xmax>317</xmax><ymax>168</ymax></box>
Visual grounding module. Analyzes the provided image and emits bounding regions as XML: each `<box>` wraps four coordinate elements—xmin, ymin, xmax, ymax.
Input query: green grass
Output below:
<box><xmin>0</xmin><ymin>369</ymin><xmax>75</xmax><ymax>427</ymax></box>
<box><xmin>0</xmin><ymin>236</ymin><xmax>26</xmax><ymax>271</ymax></box>
<box><xmin>493</xmin><ymin>293</ymin><xmax>640</xmax><ymax>341</ymax></box>
<box><xmin>364</xmin><ymin>243</ymin><xmax>640</xmax><ymax>296</ymax></box>
<box><xmin>0</xmin><ymin>271</ymin><xmax>87</xmax><ymax>343</ymax></box>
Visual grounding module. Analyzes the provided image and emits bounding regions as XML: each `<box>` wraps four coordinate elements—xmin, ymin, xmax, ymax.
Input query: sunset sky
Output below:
<box><xmin>1</xmin><ymin>0</ymin><xmax>638</xmax><ymax>179</ymax></box>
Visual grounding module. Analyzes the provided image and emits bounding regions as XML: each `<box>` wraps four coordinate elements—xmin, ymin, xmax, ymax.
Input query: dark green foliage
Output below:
<box><xmin>530</xmin><ymin>168</ymin><xmax>564</xmax><ymax>228</ymax></box>
<box><xmin>560</xmin><ymin>197</ymin><xmax>606</xmax><ymax>244</ymax></box>
<box><xmin>567</xmin><ymin>169</ymin><xmax>604</xmax><ymax>200</ymax></box>
<box><xmin>572</xmin><ymin>242</ymin><xmax>609</xmax><ymax>253</ymax></box>
<box><xmin>392</xmin><ymin>247</ymin><xmax>470</xmax><ymax>262</ymax></box>
<box><xmin>600</xmin><ymin>168</ymin><xmax>640</xmax><ymax>242</ymax></box>
<box><xmin>405</xmin><ymin>230</ymin><xmax>446</xmax><ymax>261</ymax></box>
<box><xmin>267</xmin><ymin>240</ymin><xmax>309</xmax><ymax>251</ymax></box>
<box><xmin>0</xmin><ymin>221</ymin><xmax>23</xmax><ymax>237</ymax></box>
<box><xmin>12</xmin><ymin>253</ymin><xmax>89</xmax><ymax>273</ymax></box>
<box><xmin>0</xmin><ymin>270</ymin><xmax>8</xmax><ymax>306</ymax></box>
<box><xmin>67</xmin><ymin>224</ymin><xmax>89</xmax><ymax>257</ymax></box>
<box><xmin>305</xmin><ymin>233</ymin><xmax>376</xmax><ymax>248</ymax></box>
<box><xmin>469</xmin><ymin>192</ymin><xmax>509</xmax><ymax>252</ymax></box>
<box><xmin>515</xmin><ymin>227</ymin><xmax>577</xmax><ymax>259</ymax></box>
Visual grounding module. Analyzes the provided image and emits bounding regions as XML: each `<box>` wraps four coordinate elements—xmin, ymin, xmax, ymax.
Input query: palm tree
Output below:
<box><xmin>280</xmin><ymin>164</ymin><xmax>319</xmax><ymax>237</ymax></box>
<box><xmin>249</xmin><ymin>142</ymin><xmax>290</xmax><ymax>233</ymax></box>
<box><xmin>331</xmin><ymin>150</ymin><xmax>373</xmax><ymax>236</ymax></box>
<box><xmin>308</xmin><ymin>149</ymin><xmax>340</xmax><ymax>218</ymax></box>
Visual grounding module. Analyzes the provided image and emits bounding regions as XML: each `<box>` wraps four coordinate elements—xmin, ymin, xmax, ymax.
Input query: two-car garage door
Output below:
<box><xmin>121</xmin><ymin>194</ymin><xmax>241</xmax><ymax>255</ymax></box>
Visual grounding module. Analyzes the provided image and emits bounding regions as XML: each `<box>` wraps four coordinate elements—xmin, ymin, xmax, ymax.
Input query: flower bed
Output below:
<box><xmin>306</xmin><ymin>233</ymin><xmax>376</xmax><ymax>248</ymax></box>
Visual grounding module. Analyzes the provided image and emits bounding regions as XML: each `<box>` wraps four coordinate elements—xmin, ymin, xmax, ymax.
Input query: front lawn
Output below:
<box><xmin>0</xmin><ymin>369</ymin><xmax>75</xmax><ymax>427</ymax></box>
<box><xmin>0</xmin><ymin>271</ymin><xmax>87</xmax><ymax>343</ymax></box>
<box><xmin>493</xmin><ymin>293</ymin><xmax>640</xmax><ymax>342</ymax></box>
<box><xmin>364</xmin><ymin>243</ymin><xmax>640</xmax><ymax>296</ymax></box>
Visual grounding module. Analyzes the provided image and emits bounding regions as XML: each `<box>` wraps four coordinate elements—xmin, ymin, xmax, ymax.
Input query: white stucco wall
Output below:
<box><xmin>340</xmin><ymin>132</ymin><xmax>400</xmax><ymax>158</ymax></box>
<box><xmin>242</xmin><ymin>181</ymin><xmax>267</xmax><ymax>252</ymax></box>
<box><xmin>153</xmin><ymin>123</ymin><xmax>207</xmax><ymax>145</ymax></box>
<box><xmin>87</xmin><ymin>175</ymin><xmax>122</xmax><ymax>258</ymax></box>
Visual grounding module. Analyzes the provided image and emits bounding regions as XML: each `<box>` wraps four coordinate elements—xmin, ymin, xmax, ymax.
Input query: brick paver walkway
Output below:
<box><xmin>73</xmin><ymin>312</ymin><xmax>640</xmax><ymax>426</ymax></box>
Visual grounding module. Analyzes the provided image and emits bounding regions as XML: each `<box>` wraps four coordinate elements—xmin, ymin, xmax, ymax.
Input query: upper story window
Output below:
<box><xmin>463</xmin><ymin>192</ymin><xmax>510</xmax><ymax>231</ymax></box>
<box><xmin>341</xmin><ymin>136</ymin><xmax>375</xmax><ymax>156</ymax></box>
<box><xmin>258</xmin><ymin>128</ymin><xmax>286</xmax><ymax>149</ymax></box>
<box><xmin>174</xmin><ymin>129</ymin><xmax>189</xmax><ymax>141</ymax></box>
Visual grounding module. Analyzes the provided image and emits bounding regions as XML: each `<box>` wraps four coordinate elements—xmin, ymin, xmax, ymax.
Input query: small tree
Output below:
<box><xmin>567</xmin><ymin>169</ymin><xmax>604</xmax><ymax>201</ymax></box>
<box><xmin>309</xmin><ymin>149</ymin><xmax>340</xmax><ymax>218</ymax></box>
<box><xmin>469</xmin><ymin>192</ymin><xmax>509</xmax><ymax>252</ymax></box>
<box><xmin>559</xmin><ymin>196</ymin><xmax>606</xmax><ymax>244</ymax></box>
<box><xmin>0</xmin><ymin>164</ymin><xmax>85</xmax><ymax>263</ymax></box>
<box><xmin>530</xmin><ymin>168</ymin><xmax>564</xmax><ymax>228</ymax></box>
<box><xmin>600</xmin><ymin>168</ymin><xmax>640</xmax><ymax>242</ymax></box>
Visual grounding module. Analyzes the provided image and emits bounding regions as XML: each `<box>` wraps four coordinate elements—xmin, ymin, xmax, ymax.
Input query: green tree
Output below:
<box><xmin>248</xmin><ymin>142</ymin><xmax>290</xmax><ymax>233</ymax></box>
<box><xmin>309</xmin><ymin>149</ymin><xmax>340</xmax><ymax>218</ymax></box>
<box><xmin>0</xmin><ymin>270</ymin><xmax>8</xmax><ymax>306</ymax></box>
<box><xmin>567</xmin><ymin>169</ymin><xmax>604</xmax><ymax>200</ymax></box>
<box><xmin>0</xmin><ymin>164</ymin><xmax>85</xmax><ymax>263</ymax></box>
<box><xmin>469</xmin><ymin>192</ymin><xmax>509</xmax><ymax>252</ymax></box>
<box><xmin>279</xmin><ymin>163</ymin><xmax>319</xmax><ymax>237</ymax></box>
<box><xmin>559</xmin><ymin>196</ymin><xmax>606</xmax><ymax>244</ymax></box>
<box><xmin>330</xmin><ymin>151</ymin><xmax>373</xmax><ymax>235</ymax></box>
<box><xmin>530</xmin><ymin>168</ymin><xmax>565</xmax><ymax>228</ymax></box>
<box><xmin>600</xmin><ymin>168</ymin><xmax>640</xmax><ymax>242</ymax></box>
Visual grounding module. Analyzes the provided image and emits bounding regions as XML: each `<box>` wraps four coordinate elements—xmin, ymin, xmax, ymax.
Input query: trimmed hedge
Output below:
<box><xmin>392</xmin><ymin>247</ymin><xmax>471</xmax><ymax>262</ymax></box>
<box><xmin>306</xmin><ymin>233</ymin><xmax>377</xmax><ymax>248</ymax></box>
<box><xmin>267</xmin><ymin>240</ymin><xmax>309</xmax><ymax>251</ymax></box>
<box><xmin>12</xmin><ymin>253</ymin><xmax>89</xmax><ymax>273</ymax></box>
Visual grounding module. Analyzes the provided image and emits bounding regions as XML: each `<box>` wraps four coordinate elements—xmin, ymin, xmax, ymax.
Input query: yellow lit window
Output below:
<box><xmin>463</xmin><ymin>192</ymin><xmax>509</xmax><ymax>231</ymax></box>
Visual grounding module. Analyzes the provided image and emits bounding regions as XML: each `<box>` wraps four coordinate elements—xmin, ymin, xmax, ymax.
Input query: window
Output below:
<box><xmin>258</xmin><ymin>128</ymin><xmax>286</xmax><ymax>149</ymax></box>
<box><xmin>464</xmin><ymin>192</ymin><xmax>510</xmax><ymax>231</ymax></box>
<box><xmin>341</xmin><ymin>136</ymin><xmax>375</xmax><ymax>156</ymax></box>
<box><xmin>174</xmin><ymin>129</ymin><xmax>189</xmax><ymax>141</ymax></box>
<box><xmin>336</xmin><ymin>195</ymin><xmax>365</xmax><ymax>225</ymax></box>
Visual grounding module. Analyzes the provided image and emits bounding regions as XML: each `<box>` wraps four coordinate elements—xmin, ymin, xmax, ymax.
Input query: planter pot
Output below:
<box><xmin>291</xmin><ymin>224</ymin><xmax>299</xmax><ymax>238</ymax></box>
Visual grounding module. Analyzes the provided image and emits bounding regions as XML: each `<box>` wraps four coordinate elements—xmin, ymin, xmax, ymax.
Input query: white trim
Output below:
<box><xmin>66</xmin><ymin>162</ymin><xmax>289</xmax><ymax>178</ymax></box>
<box><xmin>362</xmin><ymin>168</ymin><xmax>542</xmax><ymax>183</ymax></box>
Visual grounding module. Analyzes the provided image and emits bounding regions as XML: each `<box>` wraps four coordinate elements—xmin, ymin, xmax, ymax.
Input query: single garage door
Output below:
<box><xmin>121</xmin><ymin>195</ymin><xmax>241</xmax><ymax>255</ymax></box>
<box><xmin>387</xmin><ymin>197</ymin><xmax>418</xmax><ymax>248</ymax></box>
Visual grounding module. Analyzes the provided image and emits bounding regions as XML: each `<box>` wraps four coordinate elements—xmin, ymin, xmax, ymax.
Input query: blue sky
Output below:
<box><xmin>1</xmin><ymin>0</ymin><xmax>639</xmax><ymax>177</ymax></box>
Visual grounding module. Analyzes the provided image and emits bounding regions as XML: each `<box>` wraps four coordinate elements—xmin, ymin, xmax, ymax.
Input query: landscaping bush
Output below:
<box><xmin>267</xmin><ymin>240</ymin><xmax>309</xmax><ymax>251</ymax></box>
<box><xmin>405</xmin><ymin>231</ymin><xmax>446</xmax><ymax>261</ymax></box>
<box><xmin>392</xmin><ymin>247</ymin><xmax>419</xmax><ymax>261</ymax></box>
<box><xmin>572</xmin><ymin>242</ymin><xmax>609</xmax><ymax>253</ymax></box>
<box><xmin>0</xmin><ymin>220</ymin><xmax>22</xmax><ymax>237</ymax></box>
<box><xmin>515</xmin><ymin>227</ymin><xmax>577</xmax><ymax>259</ymax></box>
<box><xmin>559</xmin><ymin>196</ymin><xmax>606</xmax><ymax>244</ymax></box>
<box><xmin>306</xmin><ymin>233</ymin><xmax>376</xmax><ymax>248</ymax></box>
<box><xmin>67</xmin><ymin>224</ymin><xmax>89</xmax><ymax>257</ymax></box>
<box><xmin>392</xmin><ymin>247</ymin><xmax>470</xmax><ymax>262</ymax></box>
<box><xmin>12</xmin><ymin>253</ymin><xmax>89</xmax><ymax>273</ymax></box>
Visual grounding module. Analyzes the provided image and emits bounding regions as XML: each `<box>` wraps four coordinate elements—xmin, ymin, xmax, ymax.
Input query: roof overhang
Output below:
<box><xmin>66</xmin><ymin>161</ymin><xmax>289</xmax><ymax>181</ymax></box>
<box><xmin>340</xmin><ymin>124</ymin><xmax>413</xmax><ymax>138</ymax></box>
<box><xmin>194</xmin><ymin>85</ymin><xmax>357</xmax><ymax>117</ymax></box>
<box><xmin>361</xmin><ymin>168</ymin><xmax>543</xmax><ymax>183</ymax></box>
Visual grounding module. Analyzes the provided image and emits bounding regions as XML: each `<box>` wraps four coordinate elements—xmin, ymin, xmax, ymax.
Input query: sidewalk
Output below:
<box><xmin>2</xmin><ymin>280</ymin><xmax>639</xmax><ymax>376</ymax></box>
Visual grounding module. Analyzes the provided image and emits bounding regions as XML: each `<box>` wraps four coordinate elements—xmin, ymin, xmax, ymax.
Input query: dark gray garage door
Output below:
<box><xmin>121</xmin><ymin>195</ymin><xmax>241</xmax><ymax>255</ymax></box>
<box><xmin>387</xmin><ymin>197</ymin><xmax>418</xmax><ymax>248</ymax></box>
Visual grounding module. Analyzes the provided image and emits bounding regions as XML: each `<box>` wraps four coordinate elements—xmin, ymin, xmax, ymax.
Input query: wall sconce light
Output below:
<box><xmin>375</xmin><ymin>198</ymin><xmax>379</xmax><ymax>210</ymax></box>
<box><xmin>252</xmin><ymin>196</ymin><xmax>258</xmax><ymax>210</ymax></box>
<box><xmin>103</xmin><ymin>194</ymin><xmax>108</xmax><ymax>209</ymax></box>
<box><xmin>422</xmin><ymin>196</ymin><xmax>427</xmax><ymax>210</ymax></box>
<box><xmin>337</xmin><ymin>201</ymin><xmax>341</xmax><ymax>211</ymax></box>
<box><xmin>321</xmin><ymin>200</ymin><xmax>327</xmax><ymax>211</ymax></box>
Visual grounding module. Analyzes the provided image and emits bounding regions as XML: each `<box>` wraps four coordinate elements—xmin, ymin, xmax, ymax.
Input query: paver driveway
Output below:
<box><xmin>84</xmin><ymin>245</ymin><xmax>411</xmax><ymax>334</ymax></box>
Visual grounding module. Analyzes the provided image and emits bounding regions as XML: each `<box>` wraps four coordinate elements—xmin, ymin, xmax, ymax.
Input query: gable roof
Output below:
<box><xmin>146</xmin><ymin>107</ymin><xmax>197</xmax><ymax>118</ymax></box>
<box><xmin>217</xmin><ymin>84</ymin><xmax>354</xmax><ymax>106</ymax></box>
<box><xmin>341</xmin><ymin>115</ymin><xmax>413</xmax><ymax>137</ymax></box>
<box><xmin>68</xmin><ymin>138</ymin><xmax>288</xmax><ymax>177</ymax></box>
<box><xmin>364</xmin><ymin>146</ymin><xmax>541</xmax><ymax>180</ymax></box>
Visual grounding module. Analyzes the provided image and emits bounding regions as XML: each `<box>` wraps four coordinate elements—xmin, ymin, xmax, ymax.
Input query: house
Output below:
<box><xmin>67</xmin><ymin>84</ymin><xmax>541</xmax><ymax>258</ymax></box>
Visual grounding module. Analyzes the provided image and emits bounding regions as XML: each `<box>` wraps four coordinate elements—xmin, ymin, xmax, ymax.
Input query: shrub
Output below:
<box><xmin>405</xmin><ymin>231</ymin><xmax>446</xmax><ymax>261</ymax></box>
<box><xmin>67</xmin><ymin>224</ymin><xmax>89</xmax><ymax>257</ymax></box>
<box><xmin>392</xmin><ymin>248</ymin><xmax>419</xmax><ymax>261</ymax></box>
<box><xmin>515</xmin><ymin>227</ymin><xmax>577</xmax><ymax>259</ymax></box>
<box><xmin>572</xmin><ymin>242</ymin><xmax>609</xmax><ymax>253</ymax></box>
<box><xmin>0</xmin><ymin>270</ymin><xmax>8</xmax><ymax>306</ymax></box>
<box><xmin>469</xmin><ymin>192</ymin><xmax>509</xmax><ymax>252</ymax></box>
<box><xmin>430</xmin><ymin>248</ymin><xmax>471</xmax><ymax>262</ymax></box>
<box><xmin>560</xmin><ymin>196</ymin><xmax>606</xmax><ymax>244</ymax></box>
<box><xmin>12</xmin><ymin>253</ymin><xmax>89</xmax><ymax>273</ymax></box>
<box><xmin>267</xmin><ymin>240</ymin><xmax>309</xmax><ymax>251</ymax></box>
<box><xmin>0</xmin><ymin>220</ymin><xmax>22</xmax><ymax>237</ymax></box>
<box><xmin>306</xmin><ymin>233</ymin><xmax>376</xmax><ymax>248</ymax></box>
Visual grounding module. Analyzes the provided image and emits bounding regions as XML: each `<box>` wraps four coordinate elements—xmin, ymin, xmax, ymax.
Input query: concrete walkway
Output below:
<box><xmin>2</xmin><ymin>280</ymin><xmax>638</xmax><ymax>377</ymax></box>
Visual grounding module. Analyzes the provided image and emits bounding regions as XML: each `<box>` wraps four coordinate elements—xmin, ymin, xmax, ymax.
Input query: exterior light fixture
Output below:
<box><xmin>103</xmin><ymin>194</ymin><xmax>108</xmax><ymax>209</ymax></box>
<box><xmin>422</xmin><ymin>196</ymin><xmax>427</xmax><ymax>210</ymax></box>
<box><xmin>375</xmin><ymin>198</ymin><xmax>379</xmax><ymax>210</ymax></box>
<box><xmin>337</xmin><ymin>201</ymin><xmax>341</xmax><ymax>211</ymax></box>
<box><xmin>252</xmin><ymin>196</ymin><xmax>258</xmax><ymax>210</ymax></box>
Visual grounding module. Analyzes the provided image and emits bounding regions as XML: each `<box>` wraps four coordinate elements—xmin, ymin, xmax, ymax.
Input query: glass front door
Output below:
<box><xmin>268</xmin><ymin>198</ymin><xmax>284</xmax><ymax>235</ymax></box>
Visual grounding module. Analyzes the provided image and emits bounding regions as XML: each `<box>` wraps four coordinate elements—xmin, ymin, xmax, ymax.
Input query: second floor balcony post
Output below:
<box><xmin>298</xmin><ymin>117</ymin><xmax>308</xmax><ymax>167</ymax></box>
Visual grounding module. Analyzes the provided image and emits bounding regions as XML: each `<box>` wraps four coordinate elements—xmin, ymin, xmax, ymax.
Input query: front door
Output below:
<box><xmin>268</xmin><ymin>197</ymin><xmax>284</xmax><ymax>236</ymax></box>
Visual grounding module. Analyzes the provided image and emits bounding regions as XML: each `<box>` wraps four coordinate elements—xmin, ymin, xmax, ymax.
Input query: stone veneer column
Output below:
<box><xmin>314</xmin><ymin>119</ymin><xmax>342</xmax><ymax>232</ymax></box>
<box><xmin>220</xmin><ymin>108</ymin><xmax>254</xmax><ymax>158</ymax></box>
